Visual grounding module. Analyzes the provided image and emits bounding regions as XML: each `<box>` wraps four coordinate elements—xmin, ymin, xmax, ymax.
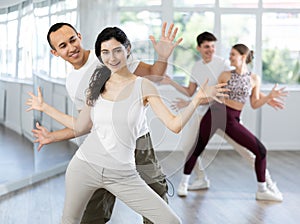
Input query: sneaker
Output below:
<box><xmin>256</xmin><ymin>188</ymin><xmax>283</xmax><ymax>202</ymax></box>
<box><xmin>188</xmin><ymin>177</ymin><xmax>210</xmax><ymax>190</ymax></box>
<box><xmin>177</xmin><ymin>182</ymin><xmax>188</xmax><ymax>197</ymax></box>
<box><xmin>267</xmin><ymin>182</ymin><xmax>281</xmax><ymax>194</ymax></box>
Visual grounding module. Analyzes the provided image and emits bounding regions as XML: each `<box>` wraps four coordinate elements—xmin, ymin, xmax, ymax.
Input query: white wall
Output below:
<box><xmin>0</xmin><ymin>79</ymin><xmax>33</xmax><ymax>139</ymax></box>
<box><xmin>260</xmin><ymin>90</ymin><xmax>300</xmax><ymax>150</ymax></box>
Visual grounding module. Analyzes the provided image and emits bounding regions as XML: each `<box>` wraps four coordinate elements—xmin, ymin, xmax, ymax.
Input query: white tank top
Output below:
<box><xmin>66</xmin><ymin>50</ymin><xmax>148</xmax><ymax>138</ymax></box>
<box><xmin>76</xmin><ymin>77</ymin><xmax>146</xmax><ymax>170</ymax></box>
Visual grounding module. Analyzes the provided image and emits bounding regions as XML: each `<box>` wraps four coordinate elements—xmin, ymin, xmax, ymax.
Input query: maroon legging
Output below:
<box><xmin>184</xmin><ymin>102</ymin><xmax>266</xmax><ymax>182</ymax></box>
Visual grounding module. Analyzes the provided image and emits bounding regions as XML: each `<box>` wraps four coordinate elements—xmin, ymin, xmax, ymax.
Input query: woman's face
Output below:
<box><xmin>229</xmin><ymin>48</ymin><xmax>244</xmax><ymax>68</ymax></box>
<box><xmin>100</xmin><ymin>38</ymin><xmax>129</xmax><ymax>73</ymax></box>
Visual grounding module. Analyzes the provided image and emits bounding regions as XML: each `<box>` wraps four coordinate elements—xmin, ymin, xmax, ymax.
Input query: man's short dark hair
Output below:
<box><xmin>47</xmin><ymin>22</ymin><xmax>78</xmax><ymax>50</ymax></box>
<box><xmin>196</xmin><ymin>31</ymin><xmax>217</xmax><ymax>46</ymax></box>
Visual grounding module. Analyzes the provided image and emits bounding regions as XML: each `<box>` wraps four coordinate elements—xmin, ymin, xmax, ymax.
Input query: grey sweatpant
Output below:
<box><xmin>61</xmin><ymin>156</ymin><xmax>181</xmax><ymax>224</ymax></box>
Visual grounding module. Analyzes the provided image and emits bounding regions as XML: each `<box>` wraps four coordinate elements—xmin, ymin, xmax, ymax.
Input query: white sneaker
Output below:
<box><xmin>256</xmin><ymin>188</ymin><xmax>283</xmax><ymax>202</ymax></box>
<box><xmin>267</xmin><ymin>181</ymin><xmax>282</xmax><ymax>194</ymax></box>
<box><xmin>177</xmin><ymin>182</ymin><xmax>188</xmax><ymax>197</ymax></box>
<box><xmin>188</xmin><ymin>177</ymin><xmax>210</xmax><ymax>190</ymax></box>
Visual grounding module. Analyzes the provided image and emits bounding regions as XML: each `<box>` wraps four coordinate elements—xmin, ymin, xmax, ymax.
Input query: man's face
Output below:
<box><xmin>197</xmin><ymin>40</ymin><xmax>216</xmax><ymax>63</ymax></box>
<box><xmin>49</xmin><ymin>25</ymin><xmax>85</xmax><ymax>69</ymax></box>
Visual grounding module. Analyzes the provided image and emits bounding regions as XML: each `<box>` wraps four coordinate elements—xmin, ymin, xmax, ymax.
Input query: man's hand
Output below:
<box><xmin>149</xmin><ymin>22</ymin><xmax>183</xmax><ymax>61</ymax></box>
<box><xmin>32</xmin><ymin>122</ymin><xmax>54</xmax><ymax>151</ymax></box>
<box><xmin>26</xmin><ymin>87</ymin><xmax>45</xmax><ymax>112</ymax></box>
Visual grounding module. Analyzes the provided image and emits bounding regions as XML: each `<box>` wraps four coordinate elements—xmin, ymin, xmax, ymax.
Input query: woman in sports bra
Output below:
<box><xmin>179</xmin><ymin>43</ymin><xmax>287</xmax><ymax>202</ymax></box>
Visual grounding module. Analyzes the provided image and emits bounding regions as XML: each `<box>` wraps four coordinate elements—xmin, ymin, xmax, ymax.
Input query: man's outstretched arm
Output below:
<box><xmin>134</xmin><ymin>22</ymin><xmax>183</xmax><ymax>81</ymax></box>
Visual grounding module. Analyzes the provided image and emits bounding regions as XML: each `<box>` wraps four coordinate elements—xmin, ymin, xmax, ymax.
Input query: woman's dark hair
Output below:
<box><xmin>232</xmin><ymin>43</ymin><xmax>254</xmax><ymax>64</ymax></box>
<box><xmin>95</xmin><ymin>27</ymin><xmax>131</xmax><ymax>59</ymax></box>
<box><xmin>86</xmin><ymin>27</ymin><xmax>130</xmax><ymax>106</ymax></box>
<box><xmin>86</xmin><ymin>66</ymin><xmax>111</xmax><ymax>106</ymax></box>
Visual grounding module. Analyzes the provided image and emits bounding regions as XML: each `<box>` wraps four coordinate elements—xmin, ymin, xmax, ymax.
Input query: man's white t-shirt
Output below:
<box><xmin>66</xmin><ymin>50</ymin><xmax>140</xmax><ymax>111</ymax></box>
<box><xmin>190</xmin><ymin>55</ymin><xmax>231</xmax><ymax>116</ymax></box>
<box><xmin>65</xmin><ymin>50</ymin><xmax>148</xmax><ymax>138</ymax></box>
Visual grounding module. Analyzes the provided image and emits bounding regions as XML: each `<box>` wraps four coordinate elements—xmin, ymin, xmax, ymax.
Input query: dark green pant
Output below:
<box><xmin>80</xmin><ymin>133</ymin><xmax>168</xmax><ymax>224</ymax></box>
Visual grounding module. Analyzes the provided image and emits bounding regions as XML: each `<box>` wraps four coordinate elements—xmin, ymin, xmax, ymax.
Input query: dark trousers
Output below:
<box><xmin>184</xmin><ymin>103</ymin><xmax>267</xmax><ymax>182</ymax></box>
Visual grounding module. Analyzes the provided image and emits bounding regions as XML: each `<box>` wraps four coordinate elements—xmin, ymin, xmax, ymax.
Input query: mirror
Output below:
<box><xmin>0</xmin><ymin>0</ymin><xmax>78</xmax><ymax>197</ymax></box>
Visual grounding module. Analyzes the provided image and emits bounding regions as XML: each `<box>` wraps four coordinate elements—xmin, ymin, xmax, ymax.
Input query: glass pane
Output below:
<box><xmin>33</xmin><ymin>16</ymin><xmax>49</xmax><ymax>76</ymax></box>
<box><xmin>263</xmin><ymin>0</ymin><xmax>300</xmax><ymax>8</ymax></box>
<box><xmin>50</xmin><ymin>1</ymin><xmax>65</xmax><ymax>13</ymax></box>
<box><xmin>65</xmin><ymin>0</ymin><xmax>77</xmax><ymax>8</ymax></box>
<box><xmin>174</xmin><ymin>0</ymin><xmax>215</xmax><ymax>7</ymax></box>
<box><xmin>18</xmin><ymin>14</ymin><xmax>34</xmax><ymax>79</ymax></box>
<box><xmin>7</xmin><ymin>20</ymin><xmax>17</xmax><ymax>78</ymax></box>
<box><xmin>220</xmin><ymin>0</ymin><xmax>258</xmax><ymax>8</ymax></box>
<box><xmin>172</xmin><ymin>11</ymin><xmax>214</xmax><ymax>84</ymax></box>
<box><xmin>119</xmin><ymin>0</ymin><xmax>161</xmax><ymax>6</ymax></box>
<box><xmin>34</xmin><ymin>3</ymin><xmax>49</xmax><ymax>16</ymax></box>
<box><xmin>120</xmin><ymin>11</ymin><xmax>161</xmax><ymax>65</ymax></box>
<box><xmin>50</xmin><ymin>0</ymin><xmax>77</xmax><ymax>11</ymax></box>
<box><xmin>7</xmin><ymin>7</ymin><xmax>19</xmax><ymax>20</ymax></box>
<box><xmin>0</xmin><ymin>11</ymin><xmax>7</xmax><ymax>21</ymax></box>
<box><xmin>0</xmin><ymin>24</ymin><xmax>7</xmax><ymax>76</ymax></box>
<box><xmin>20</xmin><ymin>2</ymin><xmax>33</xmax><ymax>16</ymax></box>
<box><xmin>262</xmin><ymin>13</ymin><xmax>300</xmax><ymax>84</ymax></box>
<box><xmin>220</xmin><ymin>14</ymin><xmax>256</xmax><ymax>60</ymax></box>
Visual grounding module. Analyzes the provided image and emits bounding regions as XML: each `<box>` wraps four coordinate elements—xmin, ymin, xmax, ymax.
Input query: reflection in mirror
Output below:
<box><xmin>0</xmin><ymin>74</ymin><xmax>77</xmax><ymax>196</ymax></box>
<box><xmin>0</xmin><ymin>0</ymin><xmax>78</xmax><ymax>197</ymax></box>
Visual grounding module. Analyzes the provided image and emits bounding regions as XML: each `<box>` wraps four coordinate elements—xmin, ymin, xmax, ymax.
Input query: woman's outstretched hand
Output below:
<box><xmin>195</xmin><ymin>79</ymin><xmax>230</xmax><ymax>105</ymax></box>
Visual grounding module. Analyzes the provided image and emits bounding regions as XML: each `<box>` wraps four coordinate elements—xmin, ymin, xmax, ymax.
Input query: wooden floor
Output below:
<box><xmin>0</xmin><ymin>124</ymin><xmax>77</xmax><ymax>195</ymax></box>
<box><xmin>0</xmin><ymin>124</ymin><xmax>300</xmax><ymax>224</ymax></box>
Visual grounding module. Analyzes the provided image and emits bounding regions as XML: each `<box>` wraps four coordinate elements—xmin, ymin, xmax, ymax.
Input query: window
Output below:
<box><xmin>173</xmin><ymin>11</ymin><xmax>214</xmax><ymax>84</ymax></box>
<box><xmin>0</xmin><ymin>23</ymin><xmax>7</xmax><ymax>76</ymax></box>
<box><xmin>1</xmin><ymin>1</ymin><xmax>299</xmax><ymax>84</ymax></box>
<box><xmin>174</xmin><ymin>0</ymin><xmax>215</xmax><ymax>8</ymax></box>
<box><xmin>262</xmin><ymin>12</ymin><xmax>300</xmax><ymax>84</ymax></box>
<box><xmin>6</xmin><ymin>20</ymin><xmax>18</xmax><ymax>78</ymax></box>
<box><xmin>119</xmin><ymin>0</ymin><xmax>161</xmax><ymax>7</ymax></box>
<box><xmin>263</xmin><ymin>0</ymin><xmax>300</xmax><ymax>8</ymax></box>
<box><xmin>219</xmin><ymin>0</ymin><xmax>259</xmax><ymax>8</ymax></box>
<box><xmin>119</xmin><ymin>11</ymin><xmax>161</xmax><ymax>65</ymax></box>
<box><xmin>118</xmin><ymin>0</ymin><xmax>300</xmax><ymax>85</ymax></box>
<box><xmin>220</xmin><ymin>14</ymin><xmax>256</xmax><ymax>62</ymax></box>
<box><xmin>0</xmin><ymin>0</ymin><xmax>77</xmax><ymax>80</ymax></box>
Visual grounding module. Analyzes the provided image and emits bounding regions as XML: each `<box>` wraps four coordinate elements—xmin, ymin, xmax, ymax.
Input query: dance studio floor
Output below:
<box><xmin>0</xmin><ymin>124</ymin><xmax>300</xmax><ymax>224</ymax></box>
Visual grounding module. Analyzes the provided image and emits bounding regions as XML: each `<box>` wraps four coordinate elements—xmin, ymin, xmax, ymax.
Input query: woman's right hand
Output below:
<box><xmin>194</xmin><ymin>79</ymin><xmax>229</xmax><ymax>105</ymax></box>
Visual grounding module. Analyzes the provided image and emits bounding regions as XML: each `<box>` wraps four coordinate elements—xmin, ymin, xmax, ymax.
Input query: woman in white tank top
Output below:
<box><xmin>60</xmin><ymin>26</ymin><xmax>229</xmax><ymax>224</ymax></box>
